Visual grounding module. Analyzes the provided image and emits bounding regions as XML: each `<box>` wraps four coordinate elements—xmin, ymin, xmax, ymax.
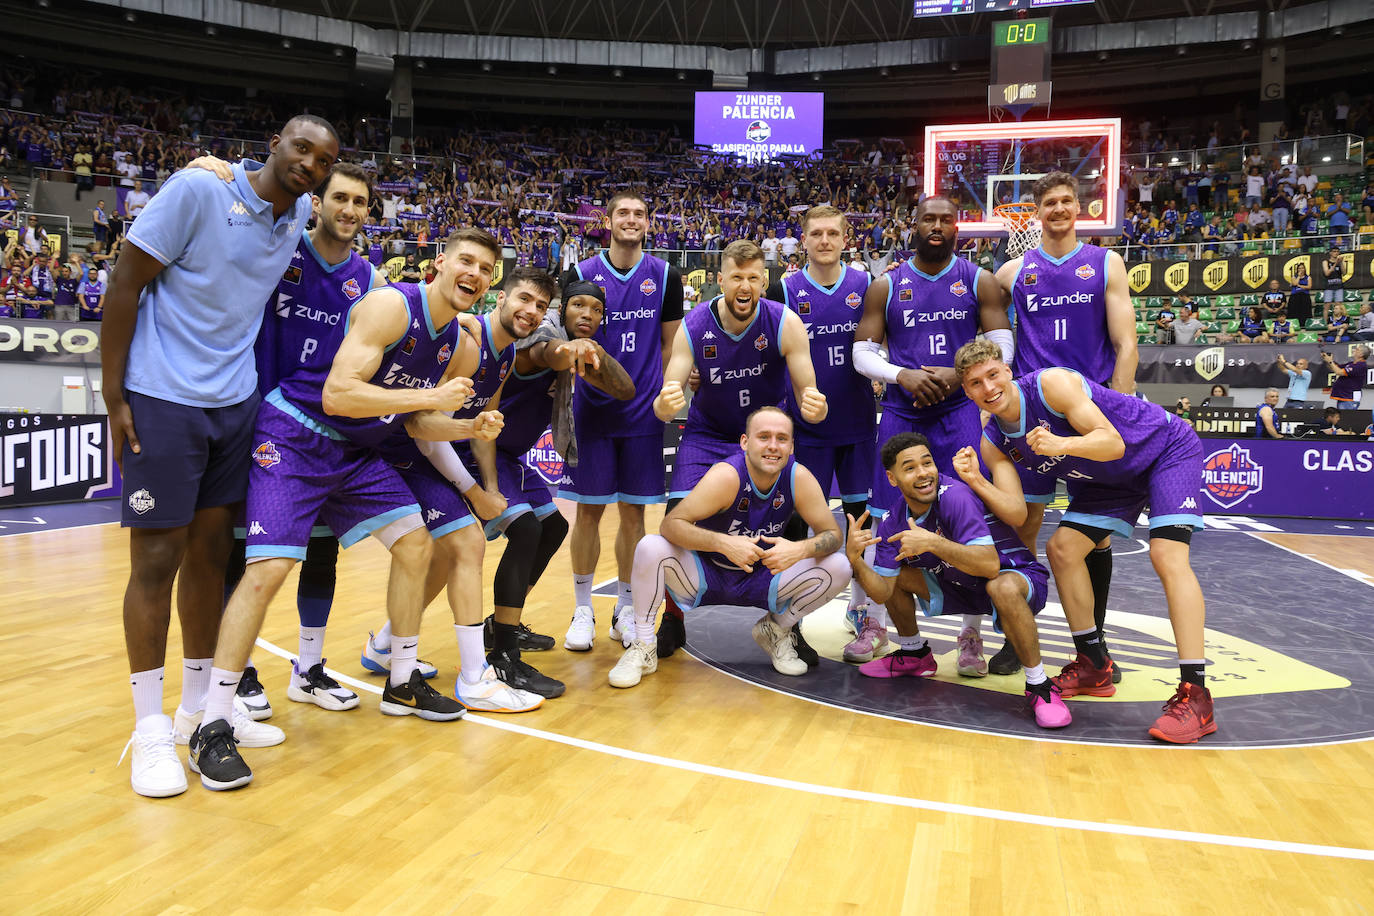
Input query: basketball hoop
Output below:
<box><xmin>993</xmin><ymin>201</ymin><xmax>1041</xmax><ymax>258</ymax></box>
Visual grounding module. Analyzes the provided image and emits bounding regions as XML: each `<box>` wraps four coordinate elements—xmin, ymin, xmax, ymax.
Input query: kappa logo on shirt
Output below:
<box><xmin>128</xmin><ymin>488</ymin><xmax>155</xmax><ymax>515</ymax></box>
<box><xmin>845</xmin><ymin>291</ymin><xmax>862</xmax><ymax>309</ymax></box>
<box><xmin>1075</xmin><ymin>264</ymin><xmax>1097</xmax><ymax>281</ymax></box>
<box><xmin>640</xmin><ymin>278</ymin><xmax>658</xmax><ymax>296</ymax></box>
<box><xmin>797</xmin><ymin>289</ymin><xmax>809</xmax><ymax>297</ymax></box>
<box><xmin>252</xmin><ymin>441</ymin><xmax>282</xmax><ymax>469</ymax></box>
<box><xmin>425</xmin><ymin>508</ymin><xmax>445</xmax><ymax>523</ymax></box>
<box><xmin>754</xmin><ymin>334</ymin><xmax>768</xmax><ymax>351</ymax></box>
<box><xmin>292</xmin><ymin>249</ymin><xmax>303</xmax><ymax>260</ymax></box>
<box><xmin>899</xmin><ymin>277</ymin><xmax>913</xmax><ymax>285</ymax></box>
<box><xmin>248</xmin><ymin>521</ymin><xmax>268</xmax><ymax>536</ymax></box>
<box><xmin>702</xmin><ymin>330</ymin><xmax>716</xmax><ymax>340</ymax></box>
<box><xmin>593</xmin><ymin>274</ymin><xmax>606</xmax><ymax>282</ymax></box>
<box><xmin>342</xmin><ymin>277</ymin><xmax>363</xmax><ymax>300</ymax></box>
<box><xmin>412</xmin><ymin>319</ymin><xmax>421</xmax><ymax>330</ymax></box>
<box><xmin>437</xmin><ymin>343</ymin><xmax>451</xmax><ymax>364</ymax></box>
<box><xmin>948</xmin><ymin>280</ymin><xmax>968</xmax><ymax>297</ymax></box>
<box><xmin>228</xmin><ymin>201</ymin><xmax>250</xmax><ymax>216</ymax></box>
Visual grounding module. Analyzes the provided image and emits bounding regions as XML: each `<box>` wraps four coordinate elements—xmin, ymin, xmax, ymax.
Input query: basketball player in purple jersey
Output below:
<box><xmin>995</xmin><ymin>172</ymin><xmax>1139</xmax><ymax>680</ymax></box>
<box><xmin>653</xmin><ymin>239</ymin><xmax>828</xmax><ymax>657</ymax></box>
<box><xmin>957</xmin><ymin>340</ymin><xmax>1215</xmax><ymax>743</ymax></box>
<box><xmin>607</xmin><ymin>408</ymin><xmax>850</xmax><ymax>688</ymax></box>
<box><xmin>379</xmin><ymin>267</ymin><xmax>549</xmax><ymax>713</ymax></box>
<box><xmin>471</xmin><ymin>280</ymin><xmax>636</xmax><ymax>699</ymax></box>
<box><xmin>210</xmin><ymin>163</ymin><xmax>393</xmax><ymax>723</ymax></box>
<box><xmin>766</xmin><ymin>205</ymin><xmax>877</xmax><ymax>663</ymax></box>
<box><xmin>852</xmin><ymin>196</ymin><xmax>1011</xmax><ymax>672</ymax></box>
<box><xmin>559</xmin><ymin>192</ymin><xmax>684</xmax><ymax>652</ymax></box>
<box><xmin>844</xmin><ymin>433</ymin><xmax>1069</xmax><ymax>729</ymax></box>
<box><xmin>189</xmin><ymin>233</ymin><xmax>507</xmax><ymax>790</ymax></box>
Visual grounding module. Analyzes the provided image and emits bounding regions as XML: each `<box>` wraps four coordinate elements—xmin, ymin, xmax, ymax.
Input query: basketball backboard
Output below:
<box><xmin>923</xmin><ymin>117</ymin><xmax>1122</xmax><ymax>237</ymax></box>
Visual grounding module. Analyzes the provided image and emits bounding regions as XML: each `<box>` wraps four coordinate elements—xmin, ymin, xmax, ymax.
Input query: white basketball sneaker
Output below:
<box><xmin>454</xmin><ymin>665</ymin><xmax>544</xmax><ymax>713</ymax></box>
<box><xmin>564</xmin><ymin>605</ymin><xmax>596</xmax><ymax>651</ymax></box>
<box><xmin>120</xmin><ymin>714</ymin><xmax>187</xmax><ymax>798</ymax></box>
<box><xmin>608</xmin><ymin>640</ymin><xmax>658</xmax><ymax>688</ymax></box>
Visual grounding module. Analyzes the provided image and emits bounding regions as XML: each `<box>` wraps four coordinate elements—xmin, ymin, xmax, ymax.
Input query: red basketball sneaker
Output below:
<box><xmin>1148</xmin><ymin>682</ymin><xmax>1217</xmax><ymax>744</ymax></box>
<box><xmin>1051</xmin><ymin>653</ymin><xmax>1116</xmax><ymax>698</ymax></box>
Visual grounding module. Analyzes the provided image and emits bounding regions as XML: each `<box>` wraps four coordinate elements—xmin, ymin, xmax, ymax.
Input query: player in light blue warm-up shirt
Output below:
<box><xmin>101</xmin><ymin>115</ymin><xmax>339</xmax><ymax>801</ymax></box>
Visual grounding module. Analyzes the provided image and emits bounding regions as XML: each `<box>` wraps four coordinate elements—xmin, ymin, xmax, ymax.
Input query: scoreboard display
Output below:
<box><xmin>913</xmin><ymin>0</ymin><xmax>1093</xmax><ymax>16</ymax></box>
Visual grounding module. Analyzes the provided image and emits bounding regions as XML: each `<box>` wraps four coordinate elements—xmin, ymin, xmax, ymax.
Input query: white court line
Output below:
<box><xmin>253</xmin><ymin>636</ymin><xmax>1374</xmax><ymax>862</ymax></box>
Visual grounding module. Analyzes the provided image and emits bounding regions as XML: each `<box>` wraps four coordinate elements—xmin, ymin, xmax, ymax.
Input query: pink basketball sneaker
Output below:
<box><xmin>857</xmin><ymin>650</ymin><xmax>936</xmax><ymax>679</ymax></box>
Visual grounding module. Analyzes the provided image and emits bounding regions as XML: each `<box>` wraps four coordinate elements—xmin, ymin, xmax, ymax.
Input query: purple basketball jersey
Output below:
<box><xmin>881</xmin><ymin>256</ymin><xmax>985</xmax><ymax>419</ymax></box>
<box><xmin>684</xmin><ymin>298</ymin><xmax>789</xmax><ymax>442</ymax></box>
<box><xmin>781</xmin><ymin>265</ymin><xmax>874</xmax><ymax>445</ymax></box>
<box><xmin>493</xmin><ymin>364</ymin><xmax>555</xmax><ymax>456</ymax></box>
<box><xmin>256</xmin><ymin>234</ymin><xmax>379</xmax><ymax>395</ymax></box>
<box><xmin>1012</xmin><ymin>242</ymin><xmax>1114</xmax><ymax>385</ymax></box>
<box><xmin>455</xmin><ymin>313</ymin><xmax>515</xmax><ymax>420</ymax></box>
<box><xmin>279</xmin><ymin>281</ymin><xmax>461</xmax><ymax>448</ymax></box>
<box><xmin>573</xmin><ymin>252</ymin><xmax>670</xmax><ymax>438</ymax></box>
<box><xmin>696</xmin><ymin>452</ymin><xmax>796</xmax><ymax>570</ymax></box>
<box><xmin>982</xmin><ymin>369</ymin><xmax>1181</xmax><ymax>494</ymax></box>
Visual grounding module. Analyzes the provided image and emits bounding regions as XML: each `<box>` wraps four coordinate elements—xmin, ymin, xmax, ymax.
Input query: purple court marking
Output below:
<box><xmin>0</xmin><ymin>499</ymin><xmax>119</xmax><ymax>535</ymax></box>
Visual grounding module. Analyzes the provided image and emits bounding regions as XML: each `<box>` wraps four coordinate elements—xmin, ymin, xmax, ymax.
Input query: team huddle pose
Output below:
<box><xmin>109</xmin><ymin>119</ymin><xmax>1217</xmax><ymax>800</ymax></box>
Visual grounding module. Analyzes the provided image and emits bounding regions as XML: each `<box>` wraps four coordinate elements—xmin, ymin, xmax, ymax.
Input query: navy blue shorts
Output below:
<box><xmin>120</xmin><ymin>390</ymin><xmax>259</xmax><ymax>528</ymax></box>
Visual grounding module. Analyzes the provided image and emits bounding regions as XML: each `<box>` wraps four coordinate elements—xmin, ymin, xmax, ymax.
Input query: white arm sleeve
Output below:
<box><xmin>852</xmin><ymin>339</ymin><xmax>903</xmax><ymax>385</ymax></box>
<box><xmin>984</xmin><ymin>328</ymin><xmax>1014</xmax><ymax>365</ymax></box>
<box><xmin>416</xmin><ymin>439</ymin><xmax>477</xmax><ymax>492</ymax></box>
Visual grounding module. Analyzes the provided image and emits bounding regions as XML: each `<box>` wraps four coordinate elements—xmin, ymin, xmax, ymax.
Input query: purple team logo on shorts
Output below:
<box><xmin>1202</xmin><ymin>444</ymin><xmax>1264</xmax><ymax>509</ymax></box>
<box><xmin>342</xmin><ymin>277</ymin><xmax>363</xmax><ymax>300</ymax></box>
<box><xmin>128</xmin><ymin>488</ymin><xmax>155</xmax><ymax>515</ymax></box>
<box><xmin>529</xmin><ymin>429</ymin><xmax>564</xmax><ymax>484</ymax></box>
<box><xmin>252</xmin><ymin>442</ymin><xmax>282</xmax><ymax>469</ymax></box>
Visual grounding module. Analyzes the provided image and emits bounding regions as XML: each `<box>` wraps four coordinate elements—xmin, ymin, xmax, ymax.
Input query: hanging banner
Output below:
<box><xmin>1125</xmin><ymin>249</ymin><xmax>1371</xmax><ymax>297</ymax></box>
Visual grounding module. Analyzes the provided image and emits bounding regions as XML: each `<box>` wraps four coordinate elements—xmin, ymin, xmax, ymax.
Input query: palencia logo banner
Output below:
<box><xmin>1202</xmin><ymin>260</ymin><xmax>1228</xmax><ymax>291</ymax></box>
<box><xmin>1241</xmin><ymin>256</ymin><xmax>1269</xmax><ymax>290</ymax></box>
<box><xmin>1164</xmin><ymin>261</ymin><xmax>1189</xmax><ymax>293</ymax></box>
<box><xmin>1194</xmin><ymin>346</ymin><xmax>1225</xmax><ymax>381</ymax></box>
<box><xmin>1128</xmin><ymin>262</ymin><xmax>1152</xmax><ymax>294</ymax></box>
<box><xmin>1283</xmin><ymin>255</ymin><xmax>1310</xmax><ymax>286</ymax></box>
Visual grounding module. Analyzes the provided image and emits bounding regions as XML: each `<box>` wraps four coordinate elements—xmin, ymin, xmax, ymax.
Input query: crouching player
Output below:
<box><xmin>845</xmin><ymin>433</ymin><xmax>1070</xmax><ymax>728</ymax></box>
<box><xmin>608</xmin><ymin>407</ymin><xmax>850</xmax><ymax>687</ymax></box>
<box><xmin>956</xmin><ymin>339</ymin><xmax>1215</xmax><ymax>743</ymax></box>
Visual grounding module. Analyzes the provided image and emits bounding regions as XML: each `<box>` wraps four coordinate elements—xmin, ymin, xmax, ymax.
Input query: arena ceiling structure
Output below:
<box><xmin>12</xmin><ymin>0</ymin><xmax>1374</xmax><ymax>123</ymax></box>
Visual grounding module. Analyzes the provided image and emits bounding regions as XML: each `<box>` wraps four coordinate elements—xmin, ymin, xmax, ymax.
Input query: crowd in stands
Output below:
<box><xmin>2</xmin><ymin>62</ymin><xmax>1372</xmax><ymax>346</ymax></box>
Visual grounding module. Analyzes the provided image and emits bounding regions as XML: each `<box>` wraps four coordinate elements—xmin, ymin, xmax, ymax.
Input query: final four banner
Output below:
<box><xmin>0</xmin><ymin>413</ymin><xmax>118</xmax><ymax>507</ymax></box>
<box><xmin>1136</xmin><ymin>342</ymin><xmax>1374</xmax><ymax>387</ymax></box>
<box><xmin>1125</xmin><ymin>250</ymin><xmax>1374</xmax><ymax>298</ymax></box>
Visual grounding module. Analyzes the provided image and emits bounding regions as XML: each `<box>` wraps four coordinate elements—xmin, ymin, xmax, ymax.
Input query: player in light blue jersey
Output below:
<box><xmin>994</xmin><ymin>172</ymin><xmax>1140</xmax><ymax>681</ymax></box>
<box><xmin>103</xmin><ymin>116</ymin><xmax>335</xmax><ymax>798</ymax></box>
<box><xmin>851</xmin><ymin>196</ymin><xmax>1011</xmax><ymax>673</ymax></box>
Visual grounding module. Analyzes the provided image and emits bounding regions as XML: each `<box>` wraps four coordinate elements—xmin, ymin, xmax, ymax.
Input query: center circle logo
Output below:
<box><xmin>746</xmin><ymin>120</ymin><xmax>771</xmax><ymax>143</ymax></box>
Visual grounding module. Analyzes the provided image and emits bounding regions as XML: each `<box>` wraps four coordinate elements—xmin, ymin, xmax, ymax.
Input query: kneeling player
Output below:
<box><xmin>957</xmin><ymin>339</ymin><xmax>1215</xmax><ymax>743</ymax></box>
<box><xmin>845</xmin><ymin>434</ymin><xmax>1069</xmax><ymax>728</ymax></box>
<box><xmin>608</xmin><ymin>407</ymin><xmax>850</xmax><ymax>687</ymax></box>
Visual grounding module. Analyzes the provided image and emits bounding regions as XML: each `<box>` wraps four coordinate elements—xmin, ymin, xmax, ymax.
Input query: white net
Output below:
<box><xmin>993</xmin><ymin>202</ymin><xmax>1042</xmax><ymax>259</ymax></box>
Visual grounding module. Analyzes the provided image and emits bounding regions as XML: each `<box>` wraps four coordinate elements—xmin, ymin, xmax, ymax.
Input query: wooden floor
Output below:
<box><xmin>2</xmin><ymin>508</ymin><xmax>1373</xmax><ymax>914</ymax></box>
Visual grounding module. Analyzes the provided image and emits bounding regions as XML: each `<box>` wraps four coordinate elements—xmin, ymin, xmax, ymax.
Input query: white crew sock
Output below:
<box><xmin>616</xmin><ymin>580</ymin><xmax>633</xmax><ymax>612</ymax></box>
<box><xmin>573</xmin><ymin>573</ymin><xmax>593</xmax><ymax>609</ymax></box>
<box><xmin>1024</xmin><ymin>663</ymin><xmax>1047</xmax><ymax>686</ymax></box>
<box><xmin>455</xmin><ymin>624</ymin><xmax>486</xmax><ymax>683</ymax></box>
<box><xmin>130</xmin><ymin>667</ymin><xmax>165</xmax><ymax>722</ymax></box>
<box><xmin>389</xmin><ymin>634</ymin><xmax>419</xmax><ymax>687</ymax></box>
<box><xmin>962</xmin><ymin>615</ymin><xmax>983</xmax><ymax>635</ymax></box>
<box><xmin>203</xmin><ymin>667</ymin><xmax>241</xmax><ymax>728</ymax></box>
<box><xmin>298</xmin><ymin>625</ymin><xmax>326</xmax><ymax>676</ymax></box>
<box><xmin>848</xmin><ymin>576</ymin><xmax>869</xmax><ymax>613</ymax></box>
<box><xmin>373</xmin><ymin>619</ymin><xmax>393</xmax><ymax>651</ymax></box>
<box><xmin>892</xmin><ymin>632</ymin><xmax>926</xmax><ymax>651</ymax></box>
<box><xmin>180</xmin><ymin>658</ymin><xmax>212</xmax><ymax>714</ymax></box>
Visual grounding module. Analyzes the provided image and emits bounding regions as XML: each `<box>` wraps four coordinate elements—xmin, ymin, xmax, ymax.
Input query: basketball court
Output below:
<box><xmin>3</xmin><ymin>501</ymin><xmax>1373</xmax><ymax>911</ymax></box>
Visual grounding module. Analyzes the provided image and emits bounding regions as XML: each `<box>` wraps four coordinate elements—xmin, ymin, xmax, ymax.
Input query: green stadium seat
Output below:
<box><xmin>1344</xmin><ymin>290</ymin><xmax>1363</xmax><ymax>302</ymax></box>
<box><xmin>1145</xmin><ymin>297</ymin><xmax>1163</xmax><ymax>309</ymax></box>
<box><xmin>1305</xmin><ymin>318</ymin><xmax>1327</xmax><ymax>329</ymax></box>
<box><xmin>1215</xmin><ymin>295</ymin><xmax>1235</xmax><ymax>308</ymax></box>
<box><xmin>1135</xmin><ymin>321</ymin><xmax>1151</xmax><ymax>334</ymax></box>
<box><xmin>1215</xmin><ymin>307</ymin><xmax>1236</xmax><ymax>320</ymax></box>
<box><xmin>1223</xmin><ymin>321</ymin><xmax>1240</xmax><ymax>332</ymax></box>
<box><xmin>1239</xmin><ymin>294</ymin><xmax>1260</xmax><ymax>306</ymax></box>
<box><xmin>1297</xmin><ymin>331</ymin><xmax>1321</xmax><ymax>343</ymax></box>
<box><xmin>1196</xmin><ymin>308</ymin><xmax>1212</xmax><ymax>321</ymax></box>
